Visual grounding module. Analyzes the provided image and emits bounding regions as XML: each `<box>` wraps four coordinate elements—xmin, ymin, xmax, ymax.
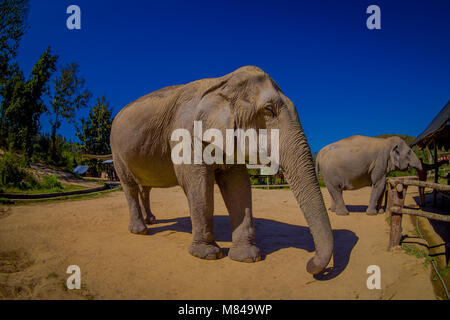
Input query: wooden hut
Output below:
<box><xmin>411</xmin><ymin>101</ymin><xmax>450</xmax><ymax>205</ymax></box>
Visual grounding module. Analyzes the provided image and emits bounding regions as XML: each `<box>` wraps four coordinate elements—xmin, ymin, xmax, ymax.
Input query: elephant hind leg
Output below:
<box><xmin>113</xmin><ymin>155</ymin><xmax>147</xmax><ymax>234</ymax></box>
<box><xmin>139</xmin><ymin>186</ymin><xmax>156</xmax><ymax>225</ymax></box>
<box><xmin>122</xmin><ymin>183</ymin><xmax>148</xmax><ymax>234</ymax></box>
<box><xmin>215</xmin><ymin>165</ymin><xmax>261</xmax><ymax>263</ymax></box>
<box><xmin>328</xmin><ymin>188</ymin><xmax>336</xmax><ymax>212</ymax></box>
<box><xmin>327</xmin><ymin>183</ymin><xmax>348</xmax><ymax>216</ymax></box>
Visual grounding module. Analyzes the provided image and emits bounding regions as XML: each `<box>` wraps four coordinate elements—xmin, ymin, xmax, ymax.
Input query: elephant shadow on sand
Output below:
<box><xmin>147</xmin><ymin>215</ymin><xmax>358</xmax><ymax>280</ymax></box>
<box><xmin>346</xmin><ymin>205</ymin><xmax>369</xmax><ymax>213</ymax></box>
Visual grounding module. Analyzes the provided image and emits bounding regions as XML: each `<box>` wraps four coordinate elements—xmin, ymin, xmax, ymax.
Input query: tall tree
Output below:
<box><xmin>76</xmin><ymin>95</ymin><xmax>113</xmax><ymax>156</ymax></box>
<box><xmin>49</xmin><ymin>63</ymin><xmax>91</xmax><ymax>161</ymax></box>
<box><xmin>0</xmin><ymin>0</ymin><xmax>30</xmax><ymax>145</ymax></box>
<box><xmin>1</xmin><ymin>47</ymin><xmax>58</xmax><ymax>155</ymax></box>
<box><xmin>0</xmin><ymin>0</ymin><xmax>29</xmax><ymax>87</ymax></box>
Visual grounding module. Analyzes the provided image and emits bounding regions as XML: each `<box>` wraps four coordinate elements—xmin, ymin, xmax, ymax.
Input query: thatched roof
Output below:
<box><xmin>412</xmin><ymin>101</ymin><xmax>450</xmax><ymax>149</ymax></box>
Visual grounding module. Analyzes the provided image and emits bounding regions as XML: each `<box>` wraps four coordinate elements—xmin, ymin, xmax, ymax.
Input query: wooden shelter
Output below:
<box><xmin>411</xmin><ymin>101</ymin><xmax>450</xmax><ymax>205</ymax></box>
<box><xmin>412</xmin><ymin>100</ymin><xmax>450</xmax><ymax>150</ymax></box>
<box><xmin>79</xmin><ymin>154</ymin><xmax>118</xmax><ymax>180</ymax></box>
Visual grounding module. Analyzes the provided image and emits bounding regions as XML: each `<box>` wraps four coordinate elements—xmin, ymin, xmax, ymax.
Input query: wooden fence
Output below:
<box><xmin>386</xmin><ymin>176</ymin><xmax>450</xmax><ymax>249</ymax></box>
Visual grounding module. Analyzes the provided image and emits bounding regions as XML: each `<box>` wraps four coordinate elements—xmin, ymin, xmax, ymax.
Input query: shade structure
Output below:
<box><xmin>412</xmin><ymin>101</ymin><xmax>450</xmax><ymax>149</ymax></box>
<box><xmin>73</xmin><ymin>165</ymin><xmax>89</xmax><ymax>175</ymax></box>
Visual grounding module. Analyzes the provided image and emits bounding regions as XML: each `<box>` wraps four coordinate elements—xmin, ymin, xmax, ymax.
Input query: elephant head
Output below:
<box><xmin>387</xmin><ymin>136</ymin><xmax>422</xmax><ymax>172</ymax></box>
<box><xmin>197</xmin><ymin>66</ymin><xmax>333</xmax><ymax>274</ymax></box>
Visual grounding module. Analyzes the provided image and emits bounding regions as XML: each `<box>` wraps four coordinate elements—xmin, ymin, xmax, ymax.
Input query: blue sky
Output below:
<box><xmin>16</xmin><ymin>0</ymin><xmax>450</xmax><ymax>152</ymax></box>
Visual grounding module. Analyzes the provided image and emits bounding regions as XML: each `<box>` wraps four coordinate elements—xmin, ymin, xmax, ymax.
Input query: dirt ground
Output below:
<box><xmin>0</xmin><ymin>185</ymin><xmax>437</xmax><ymax>300</ymax></box>
<box><xmin>29</xmin><ymin>163</ymin><xmax>101</xmax><ymax>188</ymax></box>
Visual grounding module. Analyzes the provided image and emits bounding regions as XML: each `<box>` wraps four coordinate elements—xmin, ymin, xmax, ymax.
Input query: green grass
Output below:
<box><xmin>318</xmin><ymin>179</ymin><xmax>326</xmax><ymax>188</ymax></box>
<box><xmin>388</xmin><ymin>169</ymin><xmax>417</xmax><ymax>178</ymax></box>
<box><xmin>0</xmin><ymin>183</ymin><xmax>88</xmax><ymax>195</ymax></box>
<box><xmin>402</xmin><ymin>244</ymin><xmax>435</xmax><ymax>268</ymax></box>
<box><xmin>0</xmin><ymin>187</ymin><xmax>121</xmax><ymax>206</ymax></box>
<box><xmin>427</xmin><ymin>177</ymin><xmax>449</xmax><ymax>185</ymax></box>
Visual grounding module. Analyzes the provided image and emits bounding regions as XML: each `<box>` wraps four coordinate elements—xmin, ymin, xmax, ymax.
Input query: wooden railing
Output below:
<box><xmin>386</xmin><ymin>176</ymin><xmax>450</xmax><ymax>249</ymax></box>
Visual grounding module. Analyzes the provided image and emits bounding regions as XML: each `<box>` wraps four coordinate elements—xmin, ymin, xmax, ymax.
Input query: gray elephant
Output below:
<box><xmin>110</xmin><ymin>66</ymin><xmax>333</xmax><ymax>275</ymax></box>
<box><xmin>316</xmin><ymin>135</ymin><xmax>422</xmax><ymax>216</ymax></box>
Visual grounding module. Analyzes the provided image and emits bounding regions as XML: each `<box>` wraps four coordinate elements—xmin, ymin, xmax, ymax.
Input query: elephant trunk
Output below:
<box><xmin>409</xmin><ymin>153</ymin><xmax>423</xmax><ymax>171</ymax></box>
<box><xmin>279</xmin><ymin>125</ymin><xmax>334</xmax><ymax>275</ymax></box>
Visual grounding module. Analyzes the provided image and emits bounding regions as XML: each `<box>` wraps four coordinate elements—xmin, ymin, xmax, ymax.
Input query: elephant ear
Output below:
<box><xmin>194</xmin><ymin>79</ymin><xmax>236</xmax><ymax>163</ymax></box>
<box><xmin>389</xmin><ymin>144</ymin><xmax>401</xmax><ymax>170</ymax></box>
<box><xmin>196</xmin><ymin>79</ymin><xmax>235</xmax><ymax>133</ymax></box>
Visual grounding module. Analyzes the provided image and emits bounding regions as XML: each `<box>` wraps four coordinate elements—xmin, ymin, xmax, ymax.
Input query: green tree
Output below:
<box><xmin>49</xmin><ymin>63</ymin><xmax>91</xmax><ymax>161</ymax></box>
<box><xmin>76</xmin><ymin>96</ymin><xmax>113</xmax><ymax>175</ymax></box>
<box><xmin>0</xmin><ymin>0</ymin><xmax>29</xmax><ymax>146</ymax></box>
<box><xmin>77</xmin><ymin>95</ymin><xmax>113</xmax><ymax>155</ymax></box>
<box><xmin>0</xmin><ymin>0</ymin><xmax>29</xmax><ymax>87</ymax></box>
<box><xmin>0</xmin><ymin>47</ymin><xmax>58</xmax><ymax>156</ymax></box>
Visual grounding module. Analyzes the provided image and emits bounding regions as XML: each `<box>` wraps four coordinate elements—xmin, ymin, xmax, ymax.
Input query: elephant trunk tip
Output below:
<box><xmin>415</xmin><ymin>161</ymin><xmax>423</xmax><ymax>171</ymax></box>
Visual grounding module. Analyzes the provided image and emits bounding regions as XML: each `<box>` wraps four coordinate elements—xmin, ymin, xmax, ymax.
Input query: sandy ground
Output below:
<box><xmin>0</xmin><ymin>186</ymin><xmax>436</xmax><ymax>300</ymax></box>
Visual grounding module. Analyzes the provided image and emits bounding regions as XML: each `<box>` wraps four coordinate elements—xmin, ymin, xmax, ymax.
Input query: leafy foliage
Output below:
<box><xmin>0</xmin><ymin>152</ymin><xmax>67</xmax><ymax>193</ymax></box>
<box><xmin>76</xmin><ymin>96</ymin><xmax>113</xmax><ymax>175</ymax></box>
<box><xmin>76</xmin><ymin>96</ymin><xmax>113</xmax><ymax>156</ymax></box>
<box><xmin>0</xmin><ymin>151</ymin><xmax>38</xmax><ymax>190</ymax></box>
<box><xmin>49</xmin><ymin>62</ymin><xmax>91</xmax><ymax>161</ymax></box>
<box><xmin>32</xmin><ymin>133</ymin><xmax>82</xmax><ymax>171</ymax></box>
<box><xmin>0</xmin><ymin>47</ymin><xmax>58</xmax><ymax>156</ymax></box>
<box><xmin>40</xmin><ymin>175</ymin><xmax>62</xmax><ymax>191</ymax></box>
<box><xmin>0</xmin><ymin>0</ymin><xmax>29</xmax><ymax>88</ymax></box>
<box><xmin>0</xmin><ymin>151</ymin><xmax>27</xmax><ymax>186</ymax></box>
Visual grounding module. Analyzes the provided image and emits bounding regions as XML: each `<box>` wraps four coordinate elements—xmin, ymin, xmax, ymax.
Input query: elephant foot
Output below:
<box><xmin>189</xmin><ymin>242</ymin><xmax>223</xmax><ymax>260</ymax></box>
<box><xmin>129</xmin><ymin>221</ymin><xmax>148</xmax><ymax>235</ymax></box>
<box><xmin>366</xmin><ymin>208</ymin><xmax>378</xmax><ymax>216</ymax></box>
<box><xmin>145</xmin><ymin>215</ymin><xmax>157</xmax><ymax>225</ymax></box>
<box><xmin>335</xmin><ymin>208</ymin><xmax>349</xmax><ymax>216</ymax></box>
<box><xmin>378</xmin><ymin>208</ymin><xmax>385</xmax><ymax>214</ymax></box>
<box><xmin>228</xmin><ymin>244</ymin><xmax>262</xmax><ymax>263</ymax></box>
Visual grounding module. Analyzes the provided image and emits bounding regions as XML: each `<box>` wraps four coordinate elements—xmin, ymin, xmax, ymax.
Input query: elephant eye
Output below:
<box><xmin>263</xmin><ymin>105</ymin><xmax>276</xmax><ymax>117</ymax></box>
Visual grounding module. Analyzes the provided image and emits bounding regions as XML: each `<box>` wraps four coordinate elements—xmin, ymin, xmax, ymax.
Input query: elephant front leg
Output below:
<box><xmin>376</xmin><ymin>184</ymin><xmax>387</xmax><ymax>214</ymax></box>
<box><xmin>367</xmin><ymin>177</ymin><xmax>386</xmax><ymax>215</ymax></box>
<box><xmin>176</xmin><ymin>165</ymin><xmax>223</xmax><ymax>260</ymax></box>
<box><xmin>216</xmin><ymin>165</ymin><xmax>261</xmax><ymax>263</ymax></box>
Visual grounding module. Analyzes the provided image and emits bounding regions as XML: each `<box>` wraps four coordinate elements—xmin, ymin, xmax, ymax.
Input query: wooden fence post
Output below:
<box><xmin>384</xmin><ymin>182</ymin><xmax>390</xmax><ymax>210</ymax></box>
<box><xmin>387</xmin><ymin>182</ymin><xmax>407</xmax><ymax>250</ymax></box>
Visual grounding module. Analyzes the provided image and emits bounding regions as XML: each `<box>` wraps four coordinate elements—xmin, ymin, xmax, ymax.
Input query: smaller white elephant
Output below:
<box><xmin>316</xmin><ymin>135</ymin><xmax>422</xmax><ymax>216</ymax></box>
